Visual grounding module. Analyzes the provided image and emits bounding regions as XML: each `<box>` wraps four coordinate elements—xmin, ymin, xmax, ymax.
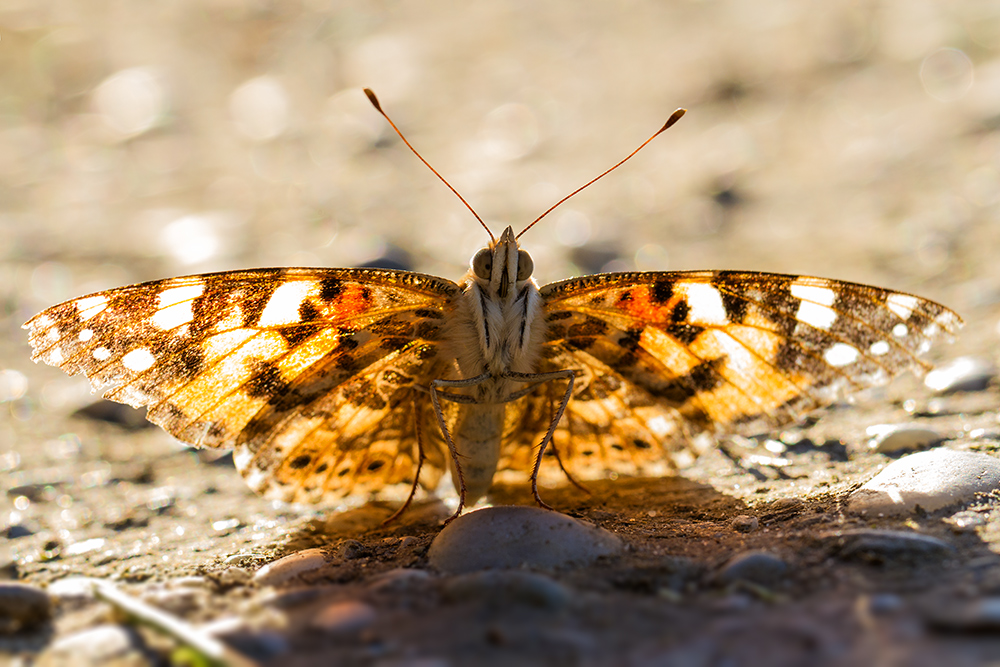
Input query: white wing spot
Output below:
<box><xmin>122</xmin><ymin>348</ymin><xmax>156</xmax><ymax>372</ymax></box>
<box><xmin>824</xmin><ymin>343</ymin><xmax>860</xmax><ymax>367</ymax></box>
<box><xmin>892</xmin><ymin>323</ymin><xmax>908</xmax><ymax>338</ymax></box>
<box><xmin>258</xmin><ymin>281</ymin><xmax>317</xmax><ymax>327</ymax></box>
<box><xmin>886</xmin><ymin>293</ymin><xmax>919</xmax><ymax>320</ymax></box>
<box><xmin>790</xmin><ymin>281</ymin><xmax>836</xmax><ymax>306</ymax></box>
<box><xmin>647</xmin><ymin>415</ymin><xmax>671</xmax><ymax>437</ymax></box>
<box><xmin>47</xmin><ymin>348</ymin><xmax>63</xmax><ymax>365</ymax></box>
<box><xmin>682</xmin><ymin>283</ymin><xmax>729</xmax><ymax>326</ymax></box>
<box><xmin>34</xmin><ymin>315</ymin><xmax>53</xmax><ymax>328</ymax></box>
<box><xmin>151</xmin><ymin>283</ymin><xmax>205</xmax><ymax>331</ymax></box>
<box><xmin>79</xmin><ymin>329</ymin><xmax>94</xmax><ymax>342</ymax></box>
<box><xmin>76</xmin><ymin>295</ymin><xmax>109</xmax><ymax>321</ymax></box>
<box><xmin>93</xmin><ymin>347</ymin><xmax>111</xmax><ymax>361</ymax></box>
<box><xmin>869</xmin><ymin>340</ymin><xmax>890</xmax><ymax>356</ymax></box>
<box><xmin>796</xmin><ymin>301</ymin><xmax>837</xmax><ymax>330</ymax></box>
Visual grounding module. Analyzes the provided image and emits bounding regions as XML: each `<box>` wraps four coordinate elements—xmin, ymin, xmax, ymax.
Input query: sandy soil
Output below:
<box><xmin>2</xmin><ymin>2</ymin><xmax>1000</xmax><ymax>665</ymax></box>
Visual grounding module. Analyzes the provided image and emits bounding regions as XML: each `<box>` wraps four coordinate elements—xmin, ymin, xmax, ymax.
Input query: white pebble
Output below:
<box><xmin>924</xmin><ymin>356</ymin><xmax>995</xmax><ymax>393</ymax></box>
<box><xmin>42</xmin><ymin>624</ymin><xmax>138</xmax><ymax>664</ymax></box>
<box><xmin>848</xmin><ymin>448</ymin><xmax>1000</xmax><ymax>516</ymax></box>
<box><xmin>866</xmin><ymin>424</ymin><xmax>944</xmax><ymax>453</ymax></box>
<box><xmin>427</xmin><ymin>506</ymin><xmax>622</xmax><ymax>574</ymax></box>
<box><xmin>253</xmin><ymin>548</ymin><xmax>329</xmax><ymax>587</ymax></box>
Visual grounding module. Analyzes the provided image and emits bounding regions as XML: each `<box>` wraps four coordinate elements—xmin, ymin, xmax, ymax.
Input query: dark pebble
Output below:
<box><xmin>0</xmin><ymin>583</ymin><xmax>52</xmax><ymax>634</ymax></box>
<box><xmin>442</xmin><ymin>570</ymin><xmax>572</xmax><ymax>610</ymax></box>
<box><xmin>825</xmin><ymin>529</ymin><xmax>955</xmax><ymax>563</ymax></box>
<box><xmin>716</xmin><ymin>550</ymin><xmax>788</xmax><ymax>585</ymax></box>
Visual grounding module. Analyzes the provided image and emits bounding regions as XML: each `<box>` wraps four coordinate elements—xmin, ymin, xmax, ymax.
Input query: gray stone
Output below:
<box><xmin>366</xmin><ymin>568</ymin><xmax>432</xmax><ymax>593</ymax></box>
<box><xmin>825</xmin><ymin>529</ymin><xmax>955</xmax><ymax>562</ymax></box>
<box><xmin>441</xmin><ymin>570</ymin><xmax>572</xmax><ymax>610</ymax></box>
<box><xmin>0</xmin><ymin>582</ymin><xmax>52</xmax><ymax>633</ymax></box>
<box><xmin>716</xmin><ymin>550</ymin><xmax>788</xmax><ymax>585</ymax></box>
<box><xmin>47</xmin><ymin>577</ymin><xmax>98</xmax><ymax>601</ymax></box>
<box><xmin>253</xmin><ymin>548</ymin><xmax>329</xmax><ymax>587</ymax></box>
<box><xmin>943</xmin><ymin>510</ymin><xmax>988</xmax><ymax>533</ymax></box>
<box><xmin>924</xmin><ymin>356</ymin><xmax>995</xmax><ymax>393</ymax></box>
<box><xmin>38</xmin><ymin>624</ymin><xmax>141</xmax><ymax>665</ymax></box>
<box><xmin>309</xmin><ymin>600</ymin><xmax>377</xmax><ymax>634</ymax></box>
<box><xmin>922</xmin><ymin>597</ymin><xmax>1000</xmax><ymax>631</ymax></box>
<box><xmin>866</xmin><ymin>424</ymin><xmax>944</xmax><ymax>453</ymax></box>
<box><xmin>427</xmin><ymin>506</ymin><xmax>622</xmax><ymax>574</ymax></box>
<box><xmin>847</xmin><ymin>448</ymin><xmax>1000</xmax><ymax>516</ymax></box>
<box><xmin>730</xmin><ymin>515</ymin><xmax>759</xmax><ymax>533</ymax></box>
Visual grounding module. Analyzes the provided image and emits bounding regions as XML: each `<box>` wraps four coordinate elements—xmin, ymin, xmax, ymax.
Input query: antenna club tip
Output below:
<box><xmin>364</xmin><ymin>88</ymin><xmax>383</xmax><ymax>112</ymax></box>
<box><xmin>662</xmin><ymin>108</ymin><xmax>687</xmax><ymax>131</ymax></box>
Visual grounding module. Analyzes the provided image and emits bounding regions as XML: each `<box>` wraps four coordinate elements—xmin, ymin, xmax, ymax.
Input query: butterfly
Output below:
<box><xmin>23</xmin><ymin>91</ymin><xmax>962</xmax><ymax>521</ymax></box>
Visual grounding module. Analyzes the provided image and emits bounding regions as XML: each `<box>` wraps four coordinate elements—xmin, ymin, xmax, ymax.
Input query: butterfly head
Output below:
<box><xmin>470</xmin><ymin>225</ymin><xmax>533</xmax><ymax>299</ymax></box>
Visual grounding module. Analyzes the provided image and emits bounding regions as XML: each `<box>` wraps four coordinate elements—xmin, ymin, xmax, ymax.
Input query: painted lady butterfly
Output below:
<box><xmin>24</xmin><ymin>92</ymin><xmax>962</xmax><ymax>520</ymax></box>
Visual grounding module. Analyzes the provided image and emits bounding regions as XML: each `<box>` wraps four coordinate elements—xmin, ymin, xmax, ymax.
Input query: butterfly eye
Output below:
<box><xmin>516</xmin><ymin>250</ymin><xmax>533</xmax><ymax>281</ymax></box>
<box><xmin>472</xmin><ymin>247</ymin><xmax>493</xmax><ymax>279</ymax></box>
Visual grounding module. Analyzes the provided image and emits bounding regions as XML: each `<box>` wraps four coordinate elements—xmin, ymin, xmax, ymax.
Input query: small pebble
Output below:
<box><xmin>38</xmin><ymin>624</ymin><xmax>139</xmax><ymax>665</ymax></box>
<box><xmin>140</xmin><ymin>585</ymin><xmax>207</xmax><ymax>616</ymax></box>
<box><xmin>924</xmin><ymin>356</ymin><xmax>995</xmax><ymax>393</ymax></box>
<box><xmin>254</xmin><ymin>548</ymin><xmax>329</xmax><ymax>587</ymax></box>
<box><xmin>310</xmin><ymin>600</ymin><xmax>377</xmax><ymax>634</ymax></box>
<box><xmin>943</xmin><ymin>510</ymin><xmax>987</xmax><ymax>533</ymax></box>
<box><xmin>865</xmin><ymin>593</ymin><xmax>904</xmax><ymax>615</ymax></box>
<box><xmin>334</xmin><ymin>539</ymin><xmax>366</xmax><ymax>560</ymax></box>
<box><xmin>731</xmin><ymin>515</ymin><xmax>759</xmax><ymax>533</ymax></box>
<box><xmin>366</xmin><ymin>568</ymin><xmax>432</xmax><ymax>593</ymax></box>
<box><xmin>441</xmin><ymin>570</ymin><xmax>572</xmax><ymax>610</ymax></box>
<box><xmin>922</xmin><ymin>597</ymin><xmax>1000</xmax><ymax>631</ymax></box>
<box><xmin>217</xmin><ymin>566</ymin><xmax>252</xmax><ymax>587</ymax></box>
<box><xmin>428</xmin><ymin>506</ymin><xmax>622</xmax><ymax>574</ymax></box>
<box><xmin>866</xmin><ymin>424</ymin><xmax>944</xmax><ymax>453</ymax></box>
<box><xmin>825</xmin><ymin>529</ymin><xmax>954</xmax><ymax>563</ymax></box>
<box><xmin>847</xmin><ymin>448</ymin><xmax>1000</xmax><ymax>515</ymax></box>
<box><xmin>47</xmin><ymin>577</ymin><xmax>97</xmax><ymax>601</ymax></box>
<box><xmin>716</xmin><ymin>550</ymin><xmax>788</xmax><ymax>585</ymax></box>
<box><xmin>0</xmin><ymin>582</ymin><xmax>52</xmax><ymax>633</ymax></box>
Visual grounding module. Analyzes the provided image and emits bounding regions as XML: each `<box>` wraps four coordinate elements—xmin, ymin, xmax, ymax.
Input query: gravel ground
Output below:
<box><xmin>2</xmin><ymin>2</ymin><xmax>1000</xmax><ymax>665</ymax></box>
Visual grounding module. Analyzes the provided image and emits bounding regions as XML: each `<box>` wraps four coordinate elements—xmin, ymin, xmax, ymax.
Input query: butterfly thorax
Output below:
<box><xmin>442</xmin><ymin>226</ymin><xmax>547</xmax><ymax>501</ymax></box>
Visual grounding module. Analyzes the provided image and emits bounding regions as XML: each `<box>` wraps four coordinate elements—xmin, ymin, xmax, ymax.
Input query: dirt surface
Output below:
<box><xmin>2</xmin><ymin>2</ymin><xmax>1000</xmax><ymax>665</ymax></box>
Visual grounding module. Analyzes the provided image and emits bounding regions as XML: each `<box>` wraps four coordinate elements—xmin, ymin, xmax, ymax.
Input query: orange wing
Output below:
<box><xmin>500</xmin><ymin>270</ymin><xmax>962</xmax><ymax>484</ymax></box>
<box><xmin>25</xmin><ymin>268</ymin><xmax>459</xmax><ymax>504</ymax></box>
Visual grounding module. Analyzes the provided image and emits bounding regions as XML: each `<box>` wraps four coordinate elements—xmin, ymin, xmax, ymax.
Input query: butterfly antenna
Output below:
<box><xmin>517</xmin><ymin>108</ymin><xmax>686</xmax><ymax>240</ymax></box>
<box><xmin>364</xmin><ymin>89</ymin><xmax>495</xmax><ymax>243</ymax></box>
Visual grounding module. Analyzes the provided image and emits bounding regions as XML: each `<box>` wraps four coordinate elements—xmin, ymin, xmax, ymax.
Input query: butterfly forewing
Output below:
<box><xmin>25</xmin><ymin>267</ymin><xmax>459</xmax><ymax>503</ymax></box>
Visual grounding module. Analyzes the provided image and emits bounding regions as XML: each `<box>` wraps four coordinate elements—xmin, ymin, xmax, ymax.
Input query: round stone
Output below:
<box><xmin>716</xmin><ymin>550</ymin><xmax>788</xmax><ymax>585</ymax></box>
<box><xmin>825</xmin><ymin>529</ymin><xmax>954</xmax><ymax>563</ymax></box>
<box><xmin>40</xmin><ymin>624</ymin><xmax>139</xmax><ymax>664</ymax></box>
<box><xmin>253</xmin><ymin>548</ymin><xmax>329</xmax><ymax>587</ymax></box>
<box><xmin>310</xmin><ymin>600</ymin><xmax>377</xmax><ymax>634</ymax></box>
<box><xmin>441</xmin><ymin>570</ymin><xmax>572</xmax><ymax>610</ymax></box>
<box><xmin>0</xmin><ymin>582</ymin><xmax>52</xmax><ymax>633</ymax></box>
<box><xmin>847</xmin><ymin>448</ymin><xmax>1000</xmax><ymax>516</ymax></box>
<box><xmin>730</xmin><ymin>515</ymin><xmax>759</xmax><ymax>533</ymax></box>
<box><xmin>924</xmin><ymin>356</ymin><xmax>995</xmax><ymax>393</ymax></box>
<box><xmin>427</xmin><ymin>506</ymin><xmax>622</xmax><ymax>574</ymax></box>
<box><xmin>866</xmin><ymin>424</ymin><xmax>944</xmax><ymax>453</ymax></box>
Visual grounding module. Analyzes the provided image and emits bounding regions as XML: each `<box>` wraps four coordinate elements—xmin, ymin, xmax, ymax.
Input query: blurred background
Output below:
<box><xmin>0</xmin><ymin>0</ymin><xmax>997</xmax><ymax>448</ymax></box>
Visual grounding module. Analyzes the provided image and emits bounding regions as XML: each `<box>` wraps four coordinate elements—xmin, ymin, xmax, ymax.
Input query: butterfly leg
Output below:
<box><xmin>381</xmin><ymin>396</ymin><xmax>427</xmax><ymax>526</ymax></box>
<box><xmin>429</xmin><ymin>372</ymin><xmax>492</xmax><ymax>524</ymax></box>
<box><xmin>502</xmin><ymin>369</ymin><xmax>575</xmax><ymax>510</ymax></box>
